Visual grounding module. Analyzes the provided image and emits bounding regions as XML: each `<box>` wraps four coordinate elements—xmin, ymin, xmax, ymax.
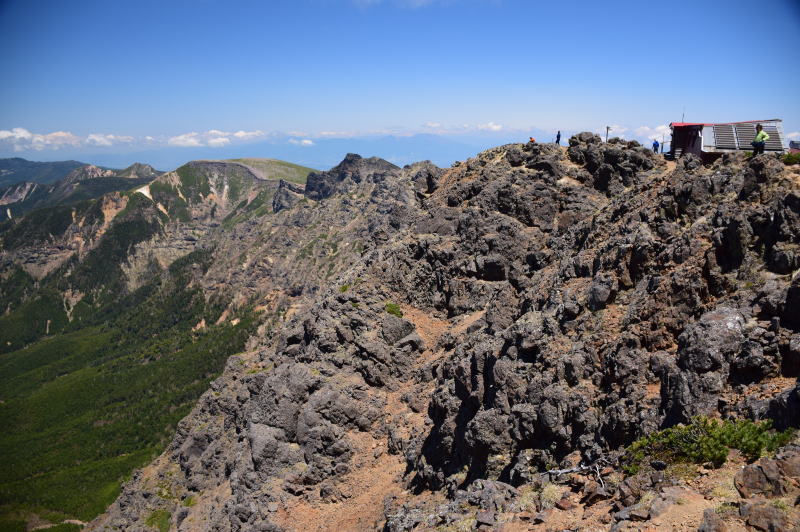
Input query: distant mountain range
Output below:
<box><xmin>0</xmin><ymin>157</ymin><xmax>87</xmax><ymax>187</ymax></box>
<box><xmin>2</xmin><ymin>131</ymin><xmax>560</xmax><ymax>174</ymax></box>
<box><xmin>0</xmin><ymin>162</ymin><xmax>162</xmax><ymax>218</ymax></box>
<box><xmin>0</xmin><ymin>157</ymin><xmax>320</xmax><ymax>221</ymax></box>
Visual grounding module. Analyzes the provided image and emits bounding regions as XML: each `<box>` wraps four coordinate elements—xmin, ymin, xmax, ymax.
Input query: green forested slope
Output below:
<box><xmin>0</xmin><ymin>164</ymin><xmax>269</xmax><ymax>527</ymax></box>
<box><xmin>0</xmin><ymin>249</ymin><xmax>258</xmax><ymax>523</ymax></box>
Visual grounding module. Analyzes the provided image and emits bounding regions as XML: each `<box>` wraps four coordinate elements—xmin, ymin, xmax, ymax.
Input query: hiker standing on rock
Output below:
<box><xmin>529</xmin><ymin>136</ymin><xmax>536</xmax><ymax>143</ymax></box>
<box><xmin>652</xmin><ymin>139</ymin><xmax>659</xmax><ymax>153</ymax></box>
<box><xmin>556</xmin><ymin>131</ymin><xmax>561</xmax><ymax>145</ymax></box>
<box><xmin>751</xmin><ymin>124</ymin><xmax>769</xmax><ymax>156</ymax></box>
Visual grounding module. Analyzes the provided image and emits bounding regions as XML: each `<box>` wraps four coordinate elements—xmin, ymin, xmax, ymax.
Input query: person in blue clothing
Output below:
<box><xmin>652</xmin><ymin>139</ymin><xmax>659</xmax><ymax>153</ymax></box>
<box><xmin>556</xmin><ymin>131</ymin><xmax>561</xmax><ymax>145</ymax></box>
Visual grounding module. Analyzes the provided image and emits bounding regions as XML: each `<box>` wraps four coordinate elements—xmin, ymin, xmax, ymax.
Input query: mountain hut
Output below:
<box><xmin>669</xmin><ymin>119</ymin><xmax>786</xmax><ymax>162</ymax></box>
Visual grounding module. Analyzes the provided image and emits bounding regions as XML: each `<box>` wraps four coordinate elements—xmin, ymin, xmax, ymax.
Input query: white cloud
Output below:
<box><xmin>167</xmin><ymin>129</ymin><xmax>264</xmax><ymax>148</ymax></box>
<box><xmin>233</xmin><ymin>130</ymin><xmax>265</xmax><ymax>140</ymax></box>
<box><xmin>634</xmin><ymin>124</ymin><xmax>670</xmax><ymax>141</ymax></box>
<box><xmin>0</xmin><ymin>127</ymin><xmax>269</xmax><ymax>152</ymax></box>
<box><xmin>0</xmin><ymin>127</ymin><xmax>83</xmax><ymax>151</ymax></box>
<box><xmin>0</xmin><ymin>127</ymin><xmax>32</xmax><ymax>141</ymax></box>
<box><xmin>477</xmin><ymin>122</ymin><xmax>503</xmax><ymax>132</ymax></box>
<box><xmin>86</xmin><ymin>135</ymin><xmax>113</xmax><ymax>146</ymax></box>
<box><xmin>608</xmin><ymin>124</ymin><xmax>628</xmax><ymax>138</ymax></box>
<box><xmin>0</xmin><ymin>127</ymin><xmax>271</xmax><ymax>152</ymax></box>
<box><xmin>289</xmin><ymin>138</ymin><xmax>315</xmax><ymax>146</ymax></box>
<box><xmin>207</xmin><ymin>137</ymin><xmax>231</xmax><ymax>147</ymax></box>
<box><xmin>86</xmin><ymin>133</ymin><xmax>134</xmax><ymax>146</ymax></box>
<box><xmin>318</xmin><ymin>130</ymin><xmax>353</xmax><ymax>138</ymax></box>
<box><xmin>787</xmin><ymin>131</ymin><xmax>800</xmax><ymax>141</ymax></box>
<box><xmin>423</xmin><ymin>122</ymin><xmax>442</xmax><ymax>129</ymax></box>
<box><xmin>38</xmin><ymin>131</ymin><xmax>82</xmax><ymax>149</ymax></box>
<box><xmin>168</xmin><ymin>132</ymin><xmax>204</xmax><ymax>147</ymax></box>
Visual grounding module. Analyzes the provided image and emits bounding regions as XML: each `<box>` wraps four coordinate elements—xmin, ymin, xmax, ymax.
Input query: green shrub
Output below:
<box><xmin>716</xmin><ymin>503</ymin><xmax>737</xmax><ymax>515</ymax></box>
<box><xmin>624</xmin><ymin>417</ymin><xmax>795</xmax><ymax>473</ymax></box>
<box><xmin>339</xmin><ymin>284</ymin><xmax>349</xmax><ymax>293</ymax></box>
<box><xmin>782</xmin><ymin>152</ymin><xmax>800</xmax><ymax>165</ymax></box>
<box><xmin>772</xmin><ymin>499</ymin><xmax>790</xmax><ymax>512</ymax></box>
<box><xmin>539</xmin><ymin>483</ymin><xmax>563</xmax><ymax>509</ymax></box>
<box><xmin>145</xmin><ymin>509</ymin><xmax>171</xmax><ymax>532</ymax></box>
<box><xmin>384</xmin><ymin>302</ymin><xmax>403</xmax><ymax>318</ymax></box>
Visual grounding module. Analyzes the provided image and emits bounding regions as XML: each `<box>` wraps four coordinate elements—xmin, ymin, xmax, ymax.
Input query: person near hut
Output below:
<box><xmin>751</xmin><ymin>124</ymin><xmax>769</xmax><ymax>156</ymax></box>
<box><xmin>652</xmin><ymin>139</ymin><xmax>659</xmax><ymax>154</ymax></box>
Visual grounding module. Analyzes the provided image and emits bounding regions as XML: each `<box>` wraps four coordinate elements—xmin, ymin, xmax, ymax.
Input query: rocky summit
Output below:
<box><xmin>78</xmin><ymin>135</ymin><xmax>800</xmax><ymax>531</ymax></box>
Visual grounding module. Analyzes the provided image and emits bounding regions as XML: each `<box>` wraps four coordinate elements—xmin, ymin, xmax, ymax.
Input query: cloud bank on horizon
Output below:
<box><xmin>0</xmin><ymin>122</ymin><xmax>694</xmax><ymax>154</ymax></box>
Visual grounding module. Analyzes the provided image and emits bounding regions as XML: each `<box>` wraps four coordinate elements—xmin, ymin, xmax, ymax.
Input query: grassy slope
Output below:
<box><xmin>225</xmin><ymin>158</ymin><xmax>316</xmax><ymax>184</ymax></box>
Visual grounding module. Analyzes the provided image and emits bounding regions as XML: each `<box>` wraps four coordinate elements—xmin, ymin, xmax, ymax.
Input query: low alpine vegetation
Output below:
<box><xmin>384</xmin><ymin>302</ymin><xmax>403</xmax><ymax>318</ymax></box>
<box><xmin>782</xmin><ymin>152</ymin><xmax>800</xmax><ymax>165</ymax></box>
<box><xmin>624</xmin><ymin>417</ymin><xmax>795</xmax><ymax>473</ymax></box>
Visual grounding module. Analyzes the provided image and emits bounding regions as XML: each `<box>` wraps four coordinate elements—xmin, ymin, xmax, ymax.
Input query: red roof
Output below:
<box><xmin>670</xmin><ymin>119</ymin><xmax>781</xmax><ymax>128</ymax></box>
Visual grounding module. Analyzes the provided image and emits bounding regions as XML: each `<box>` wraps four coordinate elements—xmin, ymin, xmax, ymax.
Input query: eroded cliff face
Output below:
<box><xmin>91</xmin><ymin>136</ymin><xmax>800</xmax><ymax>531</ymax></box>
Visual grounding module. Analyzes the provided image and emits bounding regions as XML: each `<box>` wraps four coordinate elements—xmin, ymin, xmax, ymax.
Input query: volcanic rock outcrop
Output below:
<box><xmin>91</xmin><ymin>136</ymin><xmax>800</xmax><ymax>531</ymax></box>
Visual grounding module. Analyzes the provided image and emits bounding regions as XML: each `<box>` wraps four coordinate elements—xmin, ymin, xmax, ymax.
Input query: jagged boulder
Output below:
<box><xmin>271</xmin><ymin>179</ymin><xmax>305</xmax><ymax>213</ymax></box>
<box><xmin>663</xmin><ymin>308</ymin><xmax>745</xmax><ymax>422</ymax></box>
<box><xmin>406</xmin><ymin>160</ymin><xmax>443</xmax><ymax>195</ymax></box>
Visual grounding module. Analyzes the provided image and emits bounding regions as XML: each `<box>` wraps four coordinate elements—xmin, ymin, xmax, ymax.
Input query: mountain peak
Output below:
<box><xmin>305</xmin><ymin>153</ymin><xmax>399</xmax><ymax>200</ymax></box>
<box><xmin>62</xmin><ymin>164</ymin><xmax>115</xmax><ymax>184</ymax></box>
<box><xmin>116</xmin><ymin>162</ymin><xmax>161</xmax><ymax>179</ymax></box>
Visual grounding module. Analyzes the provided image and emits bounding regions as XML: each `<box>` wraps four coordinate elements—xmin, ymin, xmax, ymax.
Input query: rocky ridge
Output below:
<box><xmin>0</xmin><ymin>151</ymin><xmax>440</xmax><ymax>528</ymax></box>
<box><xmin>88</xmin><ymin>135</ymin><xmax>800</xmax><ymax>531</ymax></box>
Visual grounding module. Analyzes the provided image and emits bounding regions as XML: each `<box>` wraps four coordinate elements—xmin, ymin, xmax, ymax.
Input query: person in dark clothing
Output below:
<box><xmin>652</xmin><ymin>140</ymin><xmax>659</xmax><ymax>153</ymax></box>
<box><xmin>555</xmin><ymin>131</ymin><xmax>561</xmax><ymax>145</ymax></box>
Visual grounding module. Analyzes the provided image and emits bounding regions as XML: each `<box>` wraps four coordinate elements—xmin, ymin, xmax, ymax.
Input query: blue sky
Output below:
<box><xmin>1</xmin><ymin>0</ymin><xmax>798</xmax><ymax>170</ymax></box>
